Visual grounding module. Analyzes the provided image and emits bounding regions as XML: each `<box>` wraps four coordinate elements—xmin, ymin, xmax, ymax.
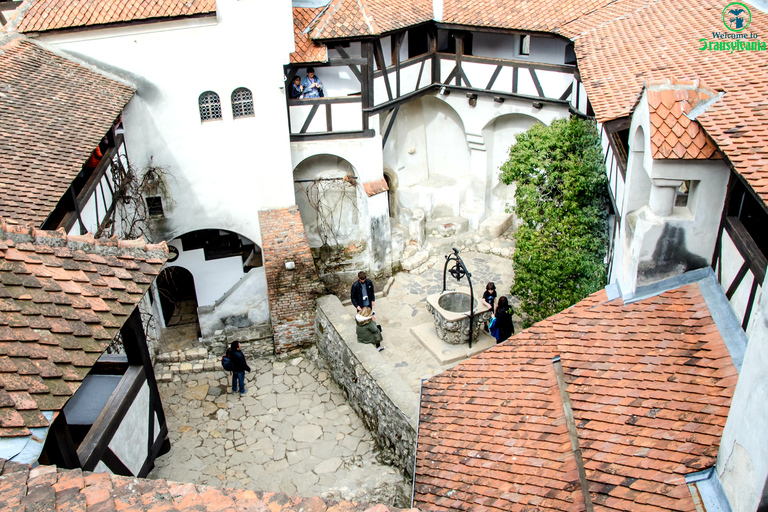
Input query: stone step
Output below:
<box><xmin>155</xmin><ymin>356</ymin><xmax>221</xmax><ymax>382</ymax></box>
<box><xmin>155</xmin><ymin>345</ymin><xmax>209</xmax><ymax>364</ymax></box>
<box><xmin>425</xmin><ymin>217</ymin><xmax>469</xmax><ymax>238</ymax></box>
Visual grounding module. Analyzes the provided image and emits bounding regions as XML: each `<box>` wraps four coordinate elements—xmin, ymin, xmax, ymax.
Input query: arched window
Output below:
<box><xmin>231</xmin><ymin>87</ymin><xmax>254</xmax><ymax>118</ymax></box>
<box><xmin>198</xmin><ymin>91</ymin><xmax>222</xmax><ymax>121</ymax></box>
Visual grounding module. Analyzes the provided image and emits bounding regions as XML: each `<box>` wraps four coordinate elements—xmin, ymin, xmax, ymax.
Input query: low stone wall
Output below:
<box><xmin>202</xmin><ymin>324</ymin><xmax>275</xmax><ymax>360</ymax></box>
<box><xmin>315</xmin><ymin>295</ymin><xmax>418</xmax><ymax>478</ymax></box>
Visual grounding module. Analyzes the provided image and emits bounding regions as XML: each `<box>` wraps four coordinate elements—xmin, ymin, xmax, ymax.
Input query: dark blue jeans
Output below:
<box><xmin>232</xmin><ymin>371</ymin><xmax>245</xmax><ymax>393</ymax></box>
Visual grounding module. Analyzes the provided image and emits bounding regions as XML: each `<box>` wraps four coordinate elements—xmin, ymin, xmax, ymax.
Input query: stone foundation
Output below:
<box><xmin>315</xmin><ymin>295</ymin><xmax>417</xmax><ymax>478</ymax></box>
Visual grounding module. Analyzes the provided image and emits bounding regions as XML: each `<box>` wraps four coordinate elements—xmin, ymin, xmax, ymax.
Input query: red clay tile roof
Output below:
<box><xmin>0</xmin><ymin>36</ymin><xmax>135</xmax><ymax>227</ymax></box>
<box><xmin>645</xmin><ymin>79</ymin><xmax>722</xmax><ymax>160</ymax></box>
<box><xmin>16</xmin><ymin>0</ymin><xmax>216</xmax><ymax>33</ymax></box>
<box><xmin>0</xmin><ymin>220</ymin><xmax>167</xmax><ymax>437</ymax></box>
<box><xmin>0</xmin><ymin>459</ymin><xmax>417</xmax><ymax>512</ymax></box>
<box><xmin>363</xmin><ymin>178</ymin><xmax>388</xmax><ymax>197</ymax></box>
<box><xmin>415</xmin><ymin>283</ymin><xmax>736</xmax><ymax>511</ymax></box>
<box><xmin>308</xmin><ymin>0</ymin><xmax>432</xmax><ymax>40</ymax></box>
<box><xmin>292</xmin><ymin>7</ymin><xmax>328</xmax><ymax>64</ymax></box>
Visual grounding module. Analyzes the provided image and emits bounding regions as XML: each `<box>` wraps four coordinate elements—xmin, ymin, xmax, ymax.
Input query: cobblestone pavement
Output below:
<box><xmin>346</xmin><ymin>251</ymin><xmax>519</xmax><ymax>393</ymax></box>
<box><xmin>149</xmin><ymin>349</ymin><xmax>410</xmax><ymax>507</ymax></box>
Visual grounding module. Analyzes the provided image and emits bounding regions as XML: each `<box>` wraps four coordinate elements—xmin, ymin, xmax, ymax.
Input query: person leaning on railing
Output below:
<box><xmin>301</xmin><ymin>67</ymin><xmax>324</xmax><ymax>98</ymax></box>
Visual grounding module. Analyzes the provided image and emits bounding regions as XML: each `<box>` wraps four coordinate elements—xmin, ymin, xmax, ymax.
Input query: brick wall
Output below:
<box><xmin>258</xmin><ymin>206</ymin><xmax>322</xmax><ymax>353</ymax></box>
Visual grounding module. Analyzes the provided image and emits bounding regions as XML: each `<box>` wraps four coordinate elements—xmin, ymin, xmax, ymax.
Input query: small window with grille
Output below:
<box><xmin>146</xmin><ymin>196</ymin><xmax>164</xmax><ymax>217</ymax></box>
<box><xmin>199</xmin><ymin>91</ymin><xmax>222</xmax><ymax>121</ymax></box>
<box><xmin>232</xmin><ymin>87</ymin><xmax>255</xmax><ymax>119</ymax></box>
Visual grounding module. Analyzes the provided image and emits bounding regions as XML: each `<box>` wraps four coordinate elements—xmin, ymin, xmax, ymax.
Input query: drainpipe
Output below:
<box><xmin>552</xmin><ymin>355</ymin><xmax>594</xmax><ymax>512</ymax></box>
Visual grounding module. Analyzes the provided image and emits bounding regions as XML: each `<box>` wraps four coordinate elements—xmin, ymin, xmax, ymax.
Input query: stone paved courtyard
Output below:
<box><xmin>149</xmin><ymin>246</ymin><xmax>517</xmax><ymax>508</ymax></box>
<box><xmin>149</xmin><ymin>349</ymin><xmax>410</xmax><ymax>507</ymax></box>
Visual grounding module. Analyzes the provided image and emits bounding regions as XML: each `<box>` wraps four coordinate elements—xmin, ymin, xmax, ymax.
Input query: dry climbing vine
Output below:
<box><xmin>96</xmin><ymin>156</ymin><xmax>173</xmax><ymax>242</ymax></box>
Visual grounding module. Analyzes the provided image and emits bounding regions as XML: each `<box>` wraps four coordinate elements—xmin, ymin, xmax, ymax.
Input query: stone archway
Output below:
<box><xmin>293</xmin><ymin>154</ymin><xmax>360</xmax><ymax>250</ymax></box>
<box><xmin>156</xmin><ymin>266</ymin><xmax>200</xmax><ymax>351</ymax></box>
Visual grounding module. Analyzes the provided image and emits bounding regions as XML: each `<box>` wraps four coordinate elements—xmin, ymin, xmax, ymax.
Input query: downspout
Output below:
<box><xmin>552</xmin><ymin>355</ymin><xmax>594</xmax><ymax>512</ymax></box>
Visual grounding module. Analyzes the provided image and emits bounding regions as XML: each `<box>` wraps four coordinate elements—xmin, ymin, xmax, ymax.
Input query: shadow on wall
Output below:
<box><xmin>638</xmin><ymin>224</ymin><xmax>707</xmax><ymax>286</ymax></box>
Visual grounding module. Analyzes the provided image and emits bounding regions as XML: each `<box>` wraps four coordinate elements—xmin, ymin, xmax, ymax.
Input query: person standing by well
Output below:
<box><xmin>351</xmin><ymin>271</ymin><xmax>375</xmax><ymax>312</ymax></box>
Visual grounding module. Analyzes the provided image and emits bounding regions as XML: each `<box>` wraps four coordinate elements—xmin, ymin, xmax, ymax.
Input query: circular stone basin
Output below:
<box><xmin>437</xmin><ymin>292</ymin><xmax>472</xmax><ymax>313</ymax></box>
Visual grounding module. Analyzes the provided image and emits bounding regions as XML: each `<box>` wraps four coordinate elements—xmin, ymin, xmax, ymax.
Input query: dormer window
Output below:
<box><xmin>199</xmin><ymin>91</ymin><xmax>222</xmax><ymax>122</ymax></box>
<box><xmin>232</xmin><ymin>88</ymin><xmax>255</xmax><ymax>119</ymax></box>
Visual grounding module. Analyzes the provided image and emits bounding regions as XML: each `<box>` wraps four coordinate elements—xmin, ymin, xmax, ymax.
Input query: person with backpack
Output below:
<box><xmin>227</xmin><ymin>341</ymin><xmax>250</xmax><ymax>395</ymax></box>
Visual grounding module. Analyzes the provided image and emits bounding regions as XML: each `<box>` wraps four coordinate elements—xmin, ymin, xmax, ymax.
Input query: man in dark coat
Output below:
<box><xmin>350</xmin><ymin>271</ymin><xmax>375</xmax><ymax>312</ymax></box>
<box><xmin>229</xmin><ymin>341</ymin><xmax>251</xmax><ymax>395</ymax></box>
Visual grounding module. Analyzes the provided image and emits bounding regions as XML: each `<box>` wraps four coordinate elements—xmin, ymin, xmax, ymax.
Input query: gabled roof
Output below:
<box><xmin>292</xmin><ymin>7</ymin><xmax>328</xmax><ymax>64</ymax></box>
<box><xmin>0</xmin><ymin>36</ymin><xmax>134</xmax><ymax>226</ymax></box>
<box><xmin>308</xmin><ymin>0</ymin><xmax>432</xmax><ymax>40</ymax></box>
<box><xmin>297</xmin><ymin>0</ymin><xmax>768</xmax><ymax>204</ymax></box>
<box><xmin>16</xmin><ymin>0</ymin><xmax>216</xmax><ymax>33</ymax></box>
<box><xmin>0</xmin><ymin>220</ymin><xmax>167</xmax><ymax>439</ymax></box>
<box><xmin>0</xmin><ymin>459</ymin><xmax>416</xmax><ymax>512</ymax></box>
<box><xmin>415</xmin><ymin>280</ymin><xmax>736</xmax><ymax>511</ymax></box>
<box><xmin>645</xmin><ymin>79</ymin><xmax>722</xmax><ymax>160</ymax></box>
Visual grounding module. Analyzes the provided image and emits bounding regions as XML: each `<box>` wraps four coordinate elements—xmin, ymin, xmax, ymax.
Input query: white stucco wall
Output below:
<box><xmin>717</xmin><ymin>272</ymin><xmax>768</xmax><ymax>512</ymax></box>
<box><xmin>614</xmin><ymin>91</ymin><xmax>729</xmax><ymax>294</ymax></box>
<box><xmin>164</xmin><ymin>239</ymin><xmax>254</xmax><ymax>308</ymax></box>
<box><xmin>93</xmin><ymin>382</ymin><xmax>151</xmax><ymax>476</ymax></box>
<box><xmin>36</xmin><ymin>0</ymin><xmax>296</xmax><ymax>248</ymax></box>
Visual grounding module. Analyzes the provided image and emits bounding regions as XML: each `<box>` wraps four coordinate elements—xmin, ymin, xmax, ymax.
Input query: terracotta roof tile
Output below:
<box><xmin>292</xmin><ymin>7</ymin><xmax>328</xmax><ymax>64</ymax></box>
<box><xmin>0</xmin><ymin>219</ymin><xmax>166</xmax><ymax>437</ymax></box>
<box><xmin>0</xmin><ymin>36</ymin><xmax>135</xmax><ymax>227</ymax></box>
<box><xmin>309</xmin><ymin>0</ymin><xmax>432</xmax><ymax>40</ymax></box>
<box><xmin>0</xmin><ymin>459</ymin><xmax>417</xmax><ymax>512</ymax></box>
<box><xmin>16</xmin><ymin>0</ymin><xmax>216</xmax><ymax>32</ymax></box>
<box><xmin>415</xmin><ymin>283</ymin><xmax>736</xmax><ymax>512</ymax></box>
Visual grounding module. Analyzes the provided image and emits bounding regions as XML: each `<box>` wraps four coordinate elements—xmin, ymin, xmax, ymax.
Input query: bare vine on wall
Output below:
<box><xmin>96</xmin><ymin>155</ymin><xmax>173</xmax><ymax>242</ymax></box>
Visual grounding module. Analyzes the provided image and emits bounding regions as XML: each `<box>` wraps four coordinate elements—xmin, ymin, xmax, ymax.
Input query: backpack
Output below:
<box><xmin>221</xmin><ymin>351</ymin><xmax>234</xmax><ymax>372</ymax></box>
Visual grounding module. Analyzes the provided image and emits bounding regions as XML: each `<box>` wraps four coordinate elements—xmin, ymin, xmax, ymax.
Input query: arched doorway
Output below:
<box><xmin>156</xmin><ymin>266</ymin><xmax>200</xmax><ymax>350</ymax></box>
<box><xmin>383</xmin><ymin>168</ymin><xmax>397</xmax><ymax>220</ymax></box>
<box><xmin>293</xmin><ymin>154</ymin><xmax>360</xmax><ymax>249</ymax></box>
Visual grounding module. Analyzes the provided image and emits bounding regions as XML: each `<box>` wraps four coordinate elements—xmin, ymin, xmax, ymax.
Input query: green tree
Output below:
<box><xmin>500</xmin><ymin>117</ymin><xmax>609</xmax><ymax>327</ymax></box>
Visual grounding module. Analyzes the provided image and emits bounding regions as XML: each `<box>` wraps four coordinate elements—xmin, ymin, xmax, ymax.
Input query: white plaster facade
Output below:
<box><xmin>610</xmin><ymin>90</ymin><xmax>730</xmax><ymax>296</ymax></box>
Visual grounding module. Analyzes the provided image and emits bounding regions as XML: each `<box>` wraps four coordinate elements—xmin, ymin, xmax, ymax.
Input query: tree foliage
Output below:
<box><xmin>500</xmin><ymin>117</ymin><xmax>609</xmax><ymax>327</ymax></box>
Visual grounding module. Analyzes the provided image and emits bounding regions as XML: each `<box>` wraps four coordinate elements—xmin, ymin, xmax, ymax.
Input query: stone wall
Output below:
<box><xmin>259</xmin><ymin>206</ymin><xmax>323</xmax><ymax>354</ymax></box>
<box><xmin>202</xmin><ymin>324</ymin><xmax>275</xmax><ymax>360</ymax></box>
<box><xmin>315</xmin><ymin>295</ymin><xmax>418</xmax><ymax>478</ymax></box>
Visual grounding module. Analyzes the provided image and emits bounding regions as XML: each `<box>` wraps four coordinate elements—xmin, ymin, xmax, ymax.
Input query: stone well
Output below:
<box><xmin>425</xmin><ymin>288</ymin><xmax>491</xmax><ymax>345</ymax></box>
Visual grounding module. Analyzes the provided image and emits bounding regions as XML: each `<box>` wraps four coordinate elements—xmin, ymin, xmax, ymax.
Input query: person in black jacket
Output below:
<box><xmin>493</xmin><ymin>296</ymin><xmax>515</xmax><ymax>344</ymax></box>
<box><xmin>350</xmin><ymin>271</ymin><xmax>375</xmax><ymax>312</ymax></box>
<box><xmin>228</xmin><ymin>341</ymin><xmax>251</xmax><ymax>395</ymax></box>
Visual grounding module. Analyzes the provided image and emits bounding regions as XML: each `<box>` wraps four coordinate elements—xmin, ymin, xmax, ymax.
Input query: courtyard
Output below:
<box><xmin>149</xmin><ymin>246</ymin><xmax>517</xmax><ymax>507</ymax></box>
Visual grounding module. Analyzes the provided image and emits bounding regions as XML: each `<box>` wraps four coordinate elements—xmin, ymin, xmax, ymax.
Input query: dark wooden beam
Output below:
<box><xmin>326</xmin><ymin>103</ymin><xmax>333</xmax><ymax>132</ymax></box>
<box><xmin>123</xmin><ymin>308</ymin><xmax>167</xmax><ymax>429</ymax></box>
<box><xmin>726</xmin><ymin>262</ymin><xmax>750</xmax><ymax>300</ymax></box>
<box><xmin>512</xmin><ymin>67</ymin><xmax>518</xmax><ymax>94</ymax></box>
<box><xmin>438</xmin><ymin>52</ymin><xmax>576</xmax><ymax>73</ymax></box>
<box><xmin>137</xmin><ymin>424</ymin><xmax>169</xmax><ymax>478</ymax></box>
<box><xmin>101</xmin><ymin>447</ymin><xmax>133</xmax><ymax>476</ymax></box>
<box><xmin>742</xmin><ymin>279</ymin><xmax>759</xmax><ymax>330</ymax></box>
<box><xmin>724</xmin><ymin>216</ymin><xmax>768</xmax><ymax>284</ymax></box>
<box><xmin>51</xmin><ymin>411</ymin><xmax>80</xmax><ymax>469</ymax></box>
<box><xmin>332</xmin><ymin>46</ymin><xmax>363</xmax><ymax>83</ymax></box>
<box><xmin>288</xmin><ymin>96</ymin><xmax>361</xmax><ymax>106</ymax></box>
<box><xmin>603</xmin><ymin>116</ymin><xmax>632</xmax><ymax>134</ymax></box>
<box><xmin>373</xmin><ymin>40</ymin><xmax>393</xmax><ymax>101</ymax></box>
<box><xmin>361</xmin><ymin>41</ymin><xmax>373</xmax><ymax>130</ymax></box>
<box><xmin>415</xmin><ymin>59</ymin><xmax>426</xmax><ymax>90</ymax></box>
<box><xmin>382</xmin><ymin>106</ymin><xmax>400</xmax><ymax>149</ymax></box>
<box><xmin>77</xmin><ymin>365</ymin><xmax>146</xmax><ymax>471</ymax></box>
<box><xmin>530</xmin><ymin>69</ymin><xmax>545</xmax><ymax>97</ymax></box>
<box><xmin>559</xmin><ymin>82</ymin><xmax>573</xmax><ymax>101</ymax></box>
<box><xmin>485</xmin><ymin>65</ymin><xmax>502</xmax><ymax>90</ymax></box>
<box><xmin>290</xmin><ymin>129</ymin><xmax>376</xmax><ymax>142</ymax></box>
<box><xmin>300</xmin><ymin>104</ymin><xmax>319</xmax><ymax>134</ymax></box>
